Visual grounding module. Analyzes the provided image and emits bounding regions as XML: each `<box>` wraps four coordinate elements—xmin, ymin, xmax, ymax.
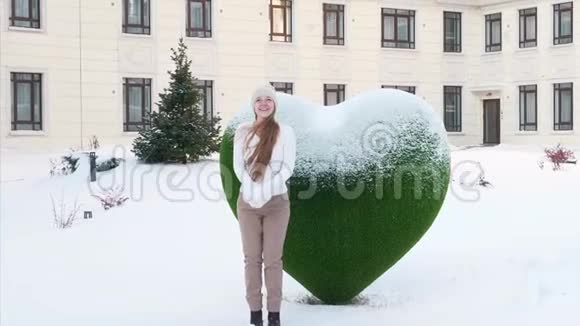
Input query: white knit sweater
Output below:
<box><xmin>233</xmin><ymin>122</ymin><xmax>297</xmax><ymax>208</ymax></box>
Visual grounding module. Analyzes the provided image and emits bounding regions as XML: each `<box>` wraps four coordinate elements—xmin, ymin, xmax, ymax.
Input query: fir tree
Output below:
<box><xmin>132</xmin><ymin>38</ymin><xmax>222</xmax><ymax>163</ymax></box>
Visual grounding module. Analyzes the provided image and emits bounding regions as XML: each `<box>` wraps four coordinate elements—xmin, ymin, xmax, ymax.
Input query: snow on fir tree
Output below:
<box><xmin>132</xmin><ymin>38</ymin><xmax>222</xmax><ymax>164</ymax></box>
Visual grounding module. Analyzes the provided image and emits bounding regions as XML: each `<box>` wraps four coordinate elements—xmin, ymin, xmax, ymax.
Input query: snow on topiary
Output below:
<box><xmin>219</xmin><ymin>88</ymin><xmax>450</xmax><ymax>304</ymax></box>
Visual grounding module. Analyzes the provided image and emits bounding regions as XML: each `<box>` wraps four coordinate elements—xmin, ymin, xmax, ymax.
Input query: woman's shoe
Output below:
<box><xmin>268</xmin><ymin>311</ymin><xmax>280</xmax><ymax>326</ymax></box>
<box><xmin>250</xmin><ymin>310</ymin><xmax>263</xmax><ymax>326</ymax></box>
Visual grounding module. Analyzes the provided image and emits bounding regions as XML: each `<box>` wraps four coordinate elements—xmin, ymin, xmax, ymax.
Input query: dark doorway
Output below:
<box><xmin>483</xmin><ymin>99</ymin><xmax>501</xmax><ymax>144</ymax></box>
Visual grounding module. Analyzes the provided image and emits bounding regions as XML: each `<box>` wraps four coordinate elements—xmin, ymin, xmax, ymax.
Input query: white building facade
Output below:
<box><xmin>0</xmin><ymin>0</ymin><xmax>578</xmax><ymax>150</ymax></box>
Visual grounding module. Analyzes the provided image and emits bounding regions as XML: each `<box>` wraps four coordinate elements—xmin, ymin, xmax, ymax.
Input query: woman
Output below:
<box><xmin>233</xmin><ymin>83</ymin><xmax>297</xmax><ymax>326</ymax></box>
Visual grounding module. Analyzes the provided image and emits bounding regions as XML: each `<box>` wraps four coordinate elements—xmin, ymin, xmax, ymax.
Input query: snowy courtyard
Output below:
<box><xmin>1</xmin><ymin>144</ymin><xmax>579</xmax><ymax>326</ymax></box>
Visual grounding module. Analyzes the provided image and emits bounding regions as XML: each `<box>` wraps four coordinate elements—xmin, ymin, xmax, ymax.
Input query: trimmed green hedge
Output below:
<box><xmin>220</xmin><ymin>120</ymin><xmax>450</xmax><ymax>304</ymax></box>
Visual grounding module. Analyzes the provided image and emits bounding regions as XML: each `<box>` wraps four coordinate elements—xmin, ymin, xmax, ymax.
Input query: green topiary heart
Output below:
<box><xmin>219</xmin><ymin>89</ymin><xmax>450</xmax><ymax>304</ymax></box>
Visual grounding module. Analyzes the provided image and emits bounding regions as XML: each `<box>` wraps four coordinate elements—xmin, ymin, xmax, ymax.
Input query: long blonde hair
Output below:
<box><xmin>243</xmin><ymin>107</ymin><xmax>280</xmax><ymax>182</ymax></box>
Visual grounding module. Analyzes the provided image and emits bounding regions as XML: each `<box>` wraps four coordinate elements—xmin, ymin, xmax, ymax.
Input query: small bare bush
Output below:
<box><xmin>544</xmin><ymin>143</ymin><xmax>576</xmax><ymax>170</ymax></box>
<box><xmin>87</xmin><ymin>135</ymin><xmax>100</xmax><ymax>150</ymax></box>
<box><xmin>50</xmin><ymin>192</ymin><xmax>81</xmax><ymax>229</ymax></box>
<box><xmin>92</xmin><ymin>186</ymin><xmax>129</xmax><ymax>210</ymax></box>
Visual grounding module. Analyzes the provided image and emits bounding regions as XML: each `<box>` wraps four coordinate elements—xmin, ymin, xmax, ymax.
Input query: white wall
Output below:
<box><xmin>0</xmin><ymin>0</ymin><xmax>578</xmax><ymax>150</ymax></box>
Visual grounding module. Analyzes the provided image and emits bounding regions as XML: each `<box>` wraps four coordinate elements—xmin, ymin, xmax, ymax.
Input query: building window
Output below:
<box><xmin>485</xmin><ymin>13</ymin><xmax>502</xmax><ymax>52</ymax></box>
<box><xmin>382</xmin><ymin>85</ymin><xmax>416</xmax><ymax>94</ymax></box>
<box><xmin>270</xmin><ymin>0</ymin><xmax>292</xmax><ymax>42</ymax></box>
<box><xmin>324</xmin><ymin>84</ymin><xmax>345</xmax><ymax>105</ymax></box>
<box><xmin>193</xmin><ymin>80</ymin><xmax>214</xmax><ymax>120</ymax></box>
<box><xmin>519</xmin><ymin>85</ymin><xmax>537</xmax><ymax>131</ymax></box>
<box><xmin>554</xmin><ymin>2</ymin><xmax>573</xmax><ymax>45</ymax></box>
<box><xmin>9</xmin><ymin>0</ymin><xmax>40</xmax><ymax>28</ymax></box>
<box><xmin>123</xmin><ymin>0</ymin><xmax>150</xmax><ymax>34</ymax></box>
<box><xmin>381</xmin><ymin>8</ymin><xmax>415</xmax><ymax>49</ymax></box>
<box><xmin>519</xmin><ymin>8</ymin><xmax>537</xmax><ymax>48</ymax></box>
<box><xmin>187</xmin><ymin>0</ymin><xmax>212</xmax><ymax>38</ymax></box>
<box><xmin>10</xmin><ymin>72</ymin><xmax>42</xmax><ymax>131</ymax></box>
<box><xmin>123</xmin><ymin>78</ymin><xmax>152</xmax><ymax>132</ymax></box>
<box><xmin>444</xmin><ymin>86</ymin><xmax>462</xmax><ymax>132</ymax></box>
<box><xmin>444</xmin><ymin>11</ymin><xmax>461</xmax><ymax>53</ymax></box>
<box><xmin>554</xmin><ymin>83</ymin><xmax>573</xmax><ymax>130</ymax></box>
<box><xmin>270</xmin><ymin>82</ymin><xmax>293</xmax><ymax>94</ymax></box>
<box><xmin>323</xmin><ymin>3</ymin><xmax>344</xmax><ymax>45</ymax></box>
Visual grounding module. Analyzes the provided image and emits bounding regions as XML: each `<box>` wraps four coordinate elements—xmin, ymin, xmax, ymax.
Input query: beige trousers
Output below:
<box><xmin>237</xmin><ymin>192</ymin><xmax>291</xmax><ymax>312</ymax></box>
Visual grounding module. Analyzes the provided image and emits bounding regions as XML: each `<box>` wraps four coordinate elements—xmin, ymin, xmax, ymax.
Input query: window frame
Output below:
<box><xmin>270</xmin><ymin>82</ymin><xmax>293</xmax><ymax>95</ymax></box>
<box><xmin>323</xmin><ymin>3</ymin><xmax>345</xmax><ymax>45</ymax></box>
<box><xmin>269</xmin><ymin>0</ymin><xmax>293</xmax><ymax>42</ymax></box>
<box><xmin>10</xmin><ymin>72</ymin><xmax>43</xmax><ymax>131</ymax></box>
<box><xmin>123</xmin><ymin>77</ymin><xmax>152</xmax><ymax>132</ymax></box>
<box><xmin>519</xmin><ymin>7</ymin><xmax>537</xmax><ymax>48</ymax></box>
<box><xmin>443</xmin><ymin>86</ymin><xmax>462</xmax><ymax>132</ymax></box>
<box><xmin>9</xmin><ymin>0</ymin><xmax>41</xmax><ymax>29</ymax></box>
<box><xmin>519</xmin><ymin>85</ymin><xmax>538</xmax><ymax>131</ymax></box>
<box><xmin>122</xmin><ymin>0</ymin><xmax>151</xmax><ymax>35</ymax></box>
<box><xmin>186</xmin><ymin>0</ymin><xmax>212</xmax><ymax>38</ymax></box>
<box><xmin>381</xmin><ymin>85</ymin><xmax>416</xmax><ymax>94</ymax></box>
<box><xmin>553</xmin><ymin>2</ymin><xmax>573</xmax><ymax>45</ymax></box>
<box><xmin>553</xmin><ymin>82</ymin><xmax>574</xmax><ymax>131</ymax></box>
<box><xmin>193</xmin><ymin>79</ymin><xmax>215</xmax><ymax>121</ymax></box>
<box><xmin>381</xmin><ymin>8</ymin><xmax>415</xmax><ymax>49</ymax></box>
<box><xmin>324</xmin><ymin>84</ymin><xmax>346</xmax><ymax>105</ymax></box>
<box><xmin>443</xmin><ymin>11</ymin><xmax>462</xmax><ymax>53</ymax></box>
<box><xmin>485</xmin><ymin>12</ymin><xmax>502</xmax><ymax>52</ymax></box>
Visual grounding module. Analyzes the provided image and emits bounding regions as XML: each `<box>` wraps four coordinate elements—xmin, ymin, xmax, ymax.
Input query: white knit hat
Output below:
<box><xmin>250</xmin><ymin>83</ymin><xmax>279</xmax><ymax>110</ymax></box>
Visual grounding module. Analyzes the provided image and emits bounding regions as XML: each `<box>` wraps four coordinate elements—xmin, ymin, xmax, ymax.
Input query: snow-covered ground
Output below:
<box><xmin>1</xmin><ymin>144</ymin><xmax>579</xmax><ymax>326</ymax></box>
